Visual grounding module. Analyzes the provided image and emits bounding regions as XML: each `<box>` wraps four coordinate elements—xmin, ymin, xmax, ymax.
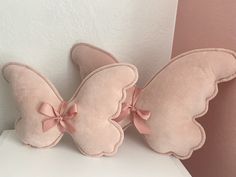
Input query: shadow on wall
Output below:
<box><xmin>172</xmin><ymin>0</ymin><xmax>236</xmax><ymax>177</ymax></box>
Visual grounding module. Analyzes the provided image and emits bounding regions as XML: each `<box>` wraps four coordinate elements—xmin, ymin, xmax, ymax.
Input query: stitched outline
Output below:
<box><xmin>71</xmin><ymin>44</ymin><xmax>236</xmax><ymax>159</ymax></box>
<box><xmin>71</xmin><ymin>43</ymin><xmax>135</xmax><ymax>130</ymax></box>
<box><xmin>2</xmin><ymin>62</ymin><xmax>138</xmax><ymax>157</ymax></box>
<box><xmin>142</xmin><ymin>48</ymin><xmax>236</xmax><ymax>159</ymax></box>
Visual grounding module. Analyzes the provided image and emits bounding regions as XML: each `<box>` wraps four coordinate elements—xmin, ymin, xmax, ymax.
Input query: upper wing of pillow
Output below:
<box><xmin>135</xmin><ymin>49</ymin><xmax>236</xmax><ymax>159</ymax></box>
<box><xmin>69</xmin><ymin>63</ymin><xmax>138</xmax><ymax>156</ymax></box>
<box><xmin>71</xmin><ymin>43</ymin><xmax>134</xmax><ymax>128</ymax></box>
<box><xmin>71</xmin><ymin>43</ymin><xmax>117</xmax><ymax>80</ymax></box>
<box><xmin>2</xmin><ymin>63</ymin><xmax>63</xmax><ymax>148</ymax></box>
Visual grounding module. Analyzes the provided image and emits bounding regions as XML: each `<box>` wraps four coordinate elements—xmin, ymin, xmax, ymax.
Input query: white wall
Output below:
<box><xmin>0</xmin><ymin>0</ymin><xmax>178</xmax><ymax>131</ymax></box>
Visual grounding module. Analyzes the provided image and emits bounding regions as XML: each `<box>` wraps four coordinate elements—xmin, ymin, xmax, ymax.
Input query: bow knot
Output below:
<box><xmin>115</xmin><ymin>88</ymin><xmax>151</xmax><ymax>134</ymax></box>
<box><xmin>39</xmin><ymin>102</ymin><xmax>78</xmax><ymax>133</ymax></box>
<box><xmin>130</xmin><ymin>105</ymin><xmax>137</xmax><ymax>112</ymax></box>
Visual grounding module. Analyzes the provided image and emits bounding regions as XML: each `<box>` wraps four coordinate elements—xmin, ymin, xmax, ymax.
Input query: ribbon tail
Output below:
<box><xmin>133</xmin><ymin>115</ymin><xmax>151</xmax><ymax>134</ymax></box>
<box><xmin>136</xmin><ymin>110</ymin><xmax>151</xmax><ymax>120</ymax></box>
<box><xmin>66</xmin><ymin>104</ymin><xmax>78</xmax><ymax>118</ymax></box>
<box><xmin>62</xmin><ymin>121</ymin><xmax>76</xmax><ymax>134</ymax></box>
<box><xmin>42</xmin><ymin>119</ymin><xmax>57</xmax><ymax>132</ymax></box>
<box><xmin>132</xmin><ymin>88</ymin><xmax>142</xmax><ymax>103</ymax></box>
<box><xmin>58</xmin><ymin>102</ymin><xmax>67</xmax><ymax>115</ymax></box>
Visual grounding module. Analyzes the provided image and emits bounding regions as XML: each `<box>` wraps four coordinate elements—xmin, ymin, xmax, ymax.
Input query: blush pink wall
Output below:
<box><xmin>172</xmin><ymin>1</ymin><xmax>236</xmax><ymax>177</ymax></box>
<box><xmin>172</xmin><ymin>0</ymin><xmax>236</xmax><ymax>56</ymax></box>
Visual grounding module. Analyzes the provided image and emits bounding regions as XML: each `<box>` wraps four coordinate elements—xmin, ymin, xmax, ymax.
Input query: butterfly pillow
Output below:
<box><xmin>71</xmin><ymin>43</ymin><xmax>236</xmax><ymax>159</ymax></box>
<box><xmin>2</xmin><ymin>62</ymin><xmax>138</xmax><ymax>156</ymax></box>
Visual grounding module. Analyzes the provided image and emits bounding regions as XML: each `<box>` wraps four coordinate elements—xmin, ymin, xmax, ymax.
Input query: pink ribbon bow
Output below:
<box><xmin>114</xmin><ymin>88</ymin><xmax>151</xmax><ymax>134</ymax></box>
<box><xmin>39</xmin><ymin>102</ymin><xmax>78</xmax><ymax>133</ymax></box>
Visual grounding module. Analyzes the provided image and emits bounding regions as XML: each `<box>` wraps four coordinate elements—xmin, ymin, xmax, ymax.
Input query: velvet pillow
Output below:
<box><xmin>2</xmin><ymin>62</ymin><xmax>138</xmax><ymax>157</ymax></box>
<box><xmin>71</xmin><ymin>43</ymin><xmax>236</xmax><ymax>159</ymax></box>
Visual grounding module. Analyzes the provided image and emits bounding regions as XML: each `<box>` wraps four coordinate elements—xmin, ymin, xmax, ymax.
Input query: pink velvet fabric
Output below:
<box><xmin>2</xmin><ymin>62</ymin><xmax>138</xmax><ymax>157</ymax></box>
<box><xmin>138</xmin><ymin>48</ymin><xmax>236</xmax><ymax>159</ymax></box>
<box><xmin>70</xmin><ymin>43</ymin><xmax>236</xmax><ymax>159</ymax></box>
<box><xmin>71</xmin><ymin>43</ymin><xmax>134</xmax><ymax>129</ymax></box>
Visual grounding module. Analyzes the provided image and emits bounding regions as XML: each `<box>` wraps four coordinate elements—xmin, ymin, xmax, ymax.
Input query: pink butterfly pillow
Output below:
<box><xmin>71</xmin><ymin>43</ymin><xmax>236</xmax><ymax>159</ymax></box>
<box><xmin>3</xmin><ymin>44</ymin><xmax>236</xmax><ymax>159</ymax></box>
<box><xmin>2</xmin><ymin>62</ymin><xmax>138</xmax><ymax>157</ymax></box>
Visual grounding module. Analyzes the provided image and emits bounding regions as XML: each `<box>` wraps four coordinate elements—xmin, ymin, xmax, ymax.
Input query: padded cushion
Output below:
<box><xmin>2</xmin><ymin>62</ymin><xmax>138</xmax><ymax>157</ymax></box>
<box><xmin>71</xmin><ymin>43</ymin><xmax>236</xmax><ymax>159</ymax></box>
<box><xmin>71</xmin><ymin>43</ymin><xmax>134</xmax><ymax>128</ymax></box>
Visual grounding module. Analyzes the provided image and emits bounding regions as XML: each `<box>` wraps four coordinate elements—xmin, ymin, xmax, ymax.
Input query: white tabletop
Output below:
<box><xmin>0</xmin><ymin>128</ymin><xmax>191</xmax><ymax>177</ymax></box>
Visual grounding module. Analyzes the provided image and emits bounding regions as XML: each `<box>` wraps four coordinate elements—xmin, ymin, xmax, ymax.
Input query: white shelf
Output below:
<box><xmin>0</xmin><ymin>128</ymin><xmax>191</xmax><ymax>177</ymax></box>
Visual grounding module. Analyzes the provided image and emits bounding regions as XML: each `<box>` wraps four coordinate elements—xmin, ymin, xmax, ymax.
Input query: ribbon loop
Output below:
<box><xmin>39</xmin><ymin>102</ymin><xmax>78</xmax><ymax>133</ymax></box>
<box><xmin>114</xmin><ymin>88</ymin><xmax>151</xmax><ymax>134</ymax></box>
